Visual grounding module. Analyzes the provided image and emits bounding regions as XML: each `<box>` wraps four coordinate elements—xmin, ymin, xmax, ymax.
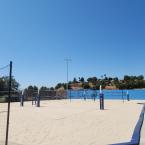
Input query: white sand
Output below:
<box><xmin>0</xmin><ymin>100</ymin><xmax>144</xmax><ymax>145</ymax></box>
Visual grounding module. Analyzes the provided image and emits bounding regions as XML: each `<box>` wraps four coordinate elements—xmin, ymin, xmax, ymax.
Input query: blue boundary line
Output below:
<box><xmin>110</xmin><ymin>104</ymin><xmax>145</xmax><ymax>145</ymax></box>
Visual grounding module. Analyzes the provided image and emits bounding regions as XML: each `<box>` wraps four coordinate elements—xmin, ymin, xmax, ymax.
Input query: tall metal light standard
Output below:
<box><xmin>64</xmin><ymin>58</ymin><xmax>72</xmax><ymax>99</ymax></box>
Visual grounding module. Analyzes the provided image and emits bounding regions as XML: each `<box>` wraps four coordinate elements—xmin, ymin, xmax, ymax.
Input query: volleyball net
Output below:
<box><xmin>0</xmin><ymin>62</ymin><xmax>12</xmax><ymax>145</ymax></box>
<box><xmin>23</xmin><ymin>89</ymin><xmax>67</xmax><ymax>101</ymax></box>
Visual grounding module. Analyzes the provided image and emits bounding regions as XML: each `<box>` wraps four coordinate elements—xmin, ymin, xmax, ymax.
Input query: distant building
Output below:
<box><xmin>105</xmin><ymin>85</ymin><xmax>117</xmax><ymax>90</ymax></box>
<box><xmin>70</xmin><ymin>83</ymin><xmax>83</xmax><ymax>90</ymax></box>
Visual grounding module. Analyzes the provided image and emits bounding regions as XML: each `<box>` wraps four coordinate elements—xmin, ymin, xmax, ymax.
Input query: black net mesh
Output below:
<box><xmin>0</xmin><ymin>64</ymin><xmax>10</xmax><ymax>145</ymax></box>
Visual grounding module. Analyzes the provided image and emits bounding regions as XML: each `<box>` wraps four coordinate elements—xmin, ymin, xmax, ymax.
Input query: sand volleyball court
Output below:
<box><xmin>0</xmin><ymin>100</ymin><xmax>144</xmax><ymax>145</ymax></box>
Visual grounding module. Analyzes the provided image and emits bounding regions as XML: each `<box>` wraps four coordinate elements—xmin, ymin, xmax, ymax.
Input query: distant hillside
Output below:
<box><xmin>54</xmin><ymin>75</ymin><xmax>145</xmax><ymax>90</ymax></box>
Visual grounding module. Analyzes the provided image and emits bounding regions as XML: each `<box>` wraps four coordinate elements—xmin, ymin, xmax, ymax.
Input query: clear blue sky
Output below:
<box><xmin>0</xmin><ymin>0</ymin><xmax>145</xmax><ymax>89</ymax></box>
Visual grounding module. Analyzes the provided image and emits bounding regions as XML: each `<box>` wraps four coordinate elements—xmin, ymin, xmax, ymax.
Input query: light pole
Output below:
<box><xmin>64</xmin><ymin>58</ymin><xmax>72</xmax><ymax>99</ymax></box>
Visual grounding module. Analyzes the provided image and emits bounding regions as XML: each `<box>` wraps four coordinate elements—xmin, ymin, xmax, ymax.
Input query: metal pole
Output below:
<box><xmin>64</xmin><ymin>59</ymin><xmax>71</xmax><ymax>99</ymax></box>
<box><xmin>20</xmin><ymin>91</ymin><xmax>24</xmax><ymax>107</ymax></box>
<box><xmin>5</xmin><ymin>61</ymin><xmax>12</xmax><ymax>145</ymax></box>
<box><xmin>67</xmin><ymin>60</ymin><xmax>68</xmax><ymax>98</ymax></box>
<box><xmin>37</xmin><ymin>89</ymin><xmax>40</xmax><ymax>107</ymax></box>
<box><xmin>122</xmin><ymin>90</ymin><xmax>124</xmax><ymax>103</ymax></box>
<box><xmin>127</xmin><ymin>91</ymin><xmax>130</xmax><ymax>101</ymax></box>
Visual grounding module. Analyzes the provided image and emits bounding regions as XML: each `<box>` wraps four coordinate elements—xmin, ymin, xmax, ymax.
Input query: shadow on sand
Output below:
<box><xmin>109</xmin><ymin>104</ymin><xmax>145</xmax><ymax>145</ymax></box>
<box><xmin>0</xmin><ymin>141</ymin><xmax>23</xmax><ymax>145</ymax></box>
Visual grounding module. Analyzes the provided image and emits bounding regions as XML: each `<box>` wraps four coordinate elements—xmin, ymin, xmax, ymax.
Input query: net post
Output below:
<box><xmin>20</xmin><ymin>90</ymin><xmax>24</xmax><ymax>107</ymax></box>
<box><xmin>99</xmin><ymin>85</ymin><xmax>104</xmax><ymax>110</ymax></box>
<box><xmin>122</xmin><ymin>90</ymin><xmax>124</xmax><ymax>103</ymax></box>
<box><xmin>83</xmin><ymin>89</ymin><xmax>86</xmax><ymax>101</ymax></box>
<box><xmin>127</xmin><ymin>91</ymin><xmax>130</xmax><ymax>101</ymax></box>
<box><xmin>99</xmin><ymin>93</ymin><xmax>104</xmax><ymax>110</ymax></box>
<box><xmin>5</xmin><ymin>61</ymin><xmax>12</xmax><ymax>145</ymax></box>
<box><xmin>36</xmin><ymin>89</ymin><xmax>40</xmax><ymax>107</ymax></box>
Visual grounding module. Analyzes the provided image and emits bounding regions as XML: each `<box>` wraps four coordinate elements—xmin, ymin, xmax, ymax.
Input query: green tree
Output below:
<box><xmin>0</xmin><ymin>76</ymin><xmax>19</xmax><ymax>91</ymax></box>
<box><xmin>79</xmin><ymin>77</ymin><xmax>85</xmax><ymax>83</ymax></box>
<box><xmin>50</xmin><ymin>87</ymin><xmax>54</xmax><ymax>90</ymax></box>
<box><xmin>73</xmin><ymin>78</ymin><xmax>78</xmax><ymax>83</ymax></box>
<box><xmin>55</xmin><ymin>83</ymin><xmax>62</xmax><ymax>90</ymax></box>
<box><xmin>138</xmin><ymin>75</ymin><xmax>144</xmax><ymax>80</ymax></box>
<box><xmin>83</xmin><ymin>82</ymin><xmax>90</xmax><ymax>89</ymax></box>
